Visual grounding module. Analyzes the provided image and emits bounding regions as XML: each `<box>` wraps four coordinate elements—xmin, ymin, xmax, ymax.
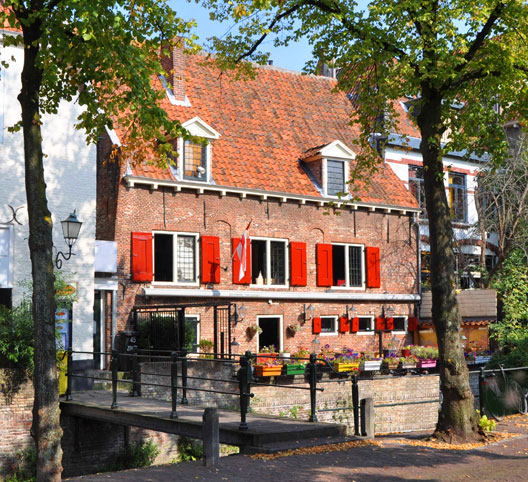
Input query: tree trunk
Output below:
<box><xmin>18</xmin><ymin>15</ymin><xmax>63</xmax><ymax>482</ymax></box>
<box><xmin>418</xmin><ymin>90</ymin><xmax>479</xmax><ymax>441</ymax></box>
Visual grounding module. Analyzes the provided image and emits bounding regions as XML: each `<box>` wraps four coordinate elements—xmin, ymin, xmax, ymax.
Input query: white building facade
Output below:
<box><xmin>0</xmin><ymin>29</ymin><xmax>97</xmax><ymax>363</ymax></box>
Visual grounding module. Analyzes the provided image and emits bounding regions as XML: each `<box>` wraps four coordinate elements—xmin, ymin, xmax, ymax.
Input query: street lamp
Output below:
<box><xmin>55</xmin><ymin>210</ymin><xmax>82</xmax><ymax>269</ymax></box>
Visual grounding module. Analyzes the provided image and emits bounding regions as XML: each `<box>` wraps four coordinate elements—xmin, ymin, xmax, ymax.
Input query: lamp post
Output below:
<box><xmin>55</xmin><ymin>210</ymin><xmax>82</xmax><ymax>269</ymax></box>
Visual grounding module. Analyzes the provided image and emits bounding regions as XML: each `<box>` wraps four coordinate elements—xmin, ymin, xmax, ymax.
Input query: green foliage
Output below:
<box><xmin>477</xmin><ymin>410</ymin><xmax>496</xmax><ymax>433</ymax></box>
<box><xmin>177</xmin><ymin>437</ymin><xmax>204</xmax><ymax>462</ymax></box>
<box><xmin>490</xmin><ymin>250</ymin><xmax>528</xmax><ymax>367</ymax></box>
<box><xmin>0</xmin><ymin>303</ymin><xmax>34</xmax><ymax>403</ymax></box>
<box><xmin>4</xmin><ymin>447</ymin><xmax>37</xmax><ymax>482</ymax></box>
<box><xmin>105</xmin><ymin>440</ymin><xmax>160</xmax><ymax>472</ymax></box>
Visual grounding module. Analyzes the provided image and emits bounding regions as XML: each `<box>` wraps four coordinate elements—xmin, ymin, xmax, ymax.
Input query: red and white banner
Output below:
<box><xmin>232</xmin><ymin>220</ymin><xmax>252</xmax><ymax>280</ymax></box>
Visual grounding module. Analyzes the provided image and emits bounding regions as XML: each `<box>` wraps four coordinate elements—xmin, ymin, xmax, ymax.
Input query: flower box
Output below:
<box><xmin>400</xmin><ymin>362</ymin><xmax>417</xmax><ymax>369</ymax></box>
<box><xmin>382</xmin><ymin>360</ymin><xmax>400</xmax><ymax>370</ymax></box>
<box><xmin>475</xmin><ymin>356</ymin><xmax>491</xmax><ymax>364</ymax></box>
<box><xmin>361</xmin><ymin>360</ymin><xmax>382</xmax><ymax>371</ymax></box>
<box><xmin>255</xmin><ymin>365</ymin><xmax>283</xmax><ymax>377</ymax></box>
<box><xmin>256</xmin><ymin>353</ymin><xmax>278</xmax><ymax>365</ymax></box>
<box><xmin>333</xmin><ymin>361</ymin><xmax>360</xmax><ymax>372</ymax></box>
<box><xmin>417</xmin><ymin>359</ymin><xmax>437</xmax><ymax>368</ymax></box>
<box><xmin>285</xmin><ymin>363</ymin><xmax>306</xmax><ymax>375</ymax></box>
<box><xmin>401</xmin><ymin>349</ymin><xmax>411</xmax><ymax>357</ymax></box>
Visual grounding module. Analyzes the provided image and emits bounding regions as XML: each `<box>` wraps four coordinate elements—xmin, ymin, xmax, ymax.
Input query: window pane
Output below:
<box><xmin>332</xmin><ymin>245</ymin><xmax>346</xmax><ymax>286</ymax></box>
<box><xmin>270</xmin><ymin>241</ymin><xmax>285</xmax><ymax>285</ymax></box>
<box><xmin>348</xmin><ymin>246</ymin><xmax>362</xmax><ymax>287</ymax></box>
<box><xmin>449</xmin><ymin>173</ymin><xmax>467</xmax><ymax>222</ymax></box>
<box><xmin>327</xmin><ymin>160</ymin><xmax>345</xmax><ymax>196</ymax></box>
<box><xmin>321</xmin><ymin>316</ymin><xmax>336</xmax><ymax>333</ymax></box>
<box><xmin>185</xmin><ymin>315</ymin><xmax>199</xmax><ymax>353</ymax></box>
<box><xmin>177</xmin><ymin>235</ymin><xmax>196</xmax><ymax>282</ymax></box>
<box><xmin>392</xmin><ymin>317</ymin><xmax>406</xmax><ymax>331</ymax></box>
<box><xmin>358</xmin><ymin>317</ymin><xmax>372</xmax><ymax>331</ymax></box>
<box><xmin>251</xmin><ymin>240</ymin><xmax>267</xmax><ymax>284</ymax></box>
<box><xmin>183</xmin><ymin>141</ymin><xmax>206</xmax><ymax>181</ymax></box>
<box><xmin>154</xmin><ymin>234</ymin><xmax>173</xmax><ymax>282</ymax></box>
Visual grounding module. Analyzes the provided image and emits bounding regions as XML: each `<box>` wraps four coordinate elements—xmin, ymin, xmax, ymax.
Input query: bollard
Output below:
<box><xmin>65</xmin><ymin>347</ymin><xmax>73</xmax><ymax>401</ymax></box>
<box><xmin>238</xmin><ymin>350</ymin><xmax>252</xmax><ymax>430</ymax></box>
<box><xmin>170</xmin><ymin>351</ymin><xmax>178</xmax><ymax>419</ymax></box>
<box><xmin>202</xmin><ymin>407</ymin><xmax>220</xmax><ymax>467</ymax></box>
<box><xmin>110</xmin><ymin>349</ymin><xmax>119</xmax><ymax>409</ymax></box>
<box><xmin>308</xmin><ymin>353</ymin><xmax>318</xmax><ymax>422</ymax></box>
<box><xmin>360</xmin><ymin>398</ymin><xmax>375</xmax><ymax>438</ymax></box>
<box><xmin>181</xmin><ymin>347</ymin><xmax>188</xmax><ymax>405</ymax></box>
<box><xmin>352</xmin><ymin>373</ymin><xmax>360</xmax><ymax>436</ymax></box>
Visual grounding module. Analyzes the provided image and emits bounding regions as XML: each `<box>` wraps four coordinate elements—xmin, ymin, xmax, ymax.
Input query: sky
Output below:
<box><xmin>171</xmin><ymin>1</ymin><xmax>314</xmax><ymax>72</ymax></box>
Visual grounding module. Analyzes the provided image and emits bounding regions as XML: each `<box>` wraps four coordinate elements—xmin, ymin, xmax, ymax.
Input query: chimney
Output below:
<box><xmin>161</xmin><ymin>37</ymin><xmax>186</xmax><ymax>102</ymax></box>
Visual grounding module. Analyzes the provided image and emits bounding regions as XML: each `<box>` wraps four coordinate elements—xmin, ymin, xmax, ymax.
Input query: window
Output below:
<box><xmin>251</xmin><ymin>238</ymin><xmax>287</xmax><ymax>286</ymax></box>
<box><xmin>357</xmin><ymin>316</ymin><xmax>374</xmax><ymax>333</ymax></box>
<box><xmin>408</xmin><ymin>166</ymin><xmax>427</xmax><ymax>217</ymax></box>
<box><xmin>332</xmin><ymin>244</ymin><xmax>364</xmax><ymax>288</ymax></box>
<box><xmin>392</xmin><ymin>316</ymin><xmax>407</xmax><ymax>332</ymax></box>
<box><xmin>0</xmin><ymin>288</ymin><xmax>12</xmax><ymax>309</ymax></box>
<box><xmin>185</xmin><ymin>315</ymin><xmax>200</xmax><ymax>353</ymax></box>
<box><xmin>183</xmin><ymin>140</ymin><xmax>207</xmax><ymax>181</ymax></box>
<box><xmin>320</xmin><ymin>316</ymin><xmax>338</xmax><ymax>335</ymax></box>
<box><xmin>448</xmin><ymin>173</ymin><xmax>467</xmax><ymax>223</ymax></box>
<box><xmin>153</xmin><ymin>232</ymin><xmax>198</xmax><ymax>284</ymax></box>
<box><xmin>326</xmin><ymin>160</ymin><xmax>345</xmax><ymax>196</ymax></box>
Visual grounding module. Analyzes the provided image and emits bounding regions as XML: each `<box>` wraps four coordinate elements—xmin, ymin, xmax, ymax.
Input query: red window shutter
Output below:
<box><xmin>339</xmin><ymin>316</ymin><xmax>350</xmax><ymax>333</ymax></box>
<box><xmin>201</xmin><ymin>236</ymin><xmax>220</xmax><ymax>284</ymax></box>
<box><xmin>375</xmin><ymin>317</ymin><xmax>385</xmax><ymax>331</ymax></box>
<box><xmin>131</xmin><ymin>232</ymin><xmax>153</xmax><ymax>282</ymax></box>
<box><xmin>366</xmin><ymin>246</ymin><xmax>381</xmax><ymax>288</ymax></box>
<box><xmin>351</xmin><ymin>317</ymin><xmax>359</xmax><ymax>333</ymax></box>
<box><xmin>232</xmin><ymin>237</ymin><xmax>251</xmax><ymax>284</ymax></box>
<box><xmin>316</xmin><ymin>244</ymin><xmax>333</xmax><ymax>287</ymax></box>
<box><xmin>290</xmin><ymin>242</ymin><xmax>307</xmax><ymax>286</ymax></box>
<box><xmin>313</xmin><ymin>317</ymin><xmax>322</xmax><ymax>334</ymax></box>
<box><xmin>385</xmin><ymin>317</ymin><xmax>394</xmax><ymax>331</ymax></box>
<box><xmin>408</xmin><ymin>316</ymin><xmax>418</xmax><ymax>331</ymax></box>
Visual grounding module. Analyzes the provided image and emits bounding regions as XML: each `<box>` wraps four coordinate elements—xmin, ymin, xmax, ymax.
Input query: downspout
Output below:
<box><xmin>111</xmin><ymin>289</ymin><xmax>117</xmax><ymax>349</ymax></box>
<box><xmin>413</xmin><ymin>213</ymin><xmax>421</xmax><ymax>345</ymax></box>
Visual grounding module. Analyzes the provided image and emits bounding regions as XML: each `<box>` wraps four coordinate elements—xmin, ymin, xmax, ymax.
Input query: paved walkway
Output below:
<box><xmin>66</xmin><ymin>415</ymin><xmax>528</xmax><ymax>482</ymax></box>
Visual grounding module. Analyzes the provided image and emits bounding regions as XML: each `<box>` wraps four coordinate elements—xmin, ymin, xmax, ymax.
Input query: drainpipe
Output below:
<box><xmin>111</xmin><ymin>289</ymin><xmax>117</xmax><ymax>349</ymax></box>
<box><xmin>413</xmin><ymin>213</ymin><xmax>421</xmax><ymax>345</ymax></box>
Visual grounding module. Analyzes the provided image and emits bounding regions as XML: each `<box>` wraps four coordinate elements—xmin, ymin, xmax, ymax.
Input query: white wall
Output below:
<box><xmin>0</xmin><ymin>32</ymin><xmax>96</xmax><ymax>358</ymax></box>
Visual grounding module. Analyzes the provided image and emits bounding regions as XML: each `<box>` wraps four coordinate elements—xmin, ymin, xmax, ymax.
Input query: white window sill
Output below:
<box><xmin>250</xmin><ymin>284</ymin><xmax>289</xmax><ymax>289</ymax></box>
<box><xmin>356</xmin><ymin>331</ymin><xmax>375</xmax><ymax>336</ymax></box>
<box><xmin>320</xmin><ymin>332</ymin><xmax>338</xmax><ymax>336</ymax></box>
<box><xmin>152</xmin><ymin>281</ymin><xmax>200</xmax><ymax>287</ymax></box>
<box><xmin>391</xmin><ymin>331</ymin><xmax>407</xmax><ymax>335</ymax></box>
<box><xmin>328</xmin><ymin>286</ymin><xmax>365</xmax><ymax>291</ymax></box>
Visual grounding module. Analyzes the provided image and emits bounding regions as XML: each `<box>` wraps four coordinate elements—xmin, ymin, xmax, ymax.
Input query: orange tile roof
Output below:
<box><xmin>128</xmin><ymin>54</ymin><xmax>418</xmax><ymax>209</ymax></box>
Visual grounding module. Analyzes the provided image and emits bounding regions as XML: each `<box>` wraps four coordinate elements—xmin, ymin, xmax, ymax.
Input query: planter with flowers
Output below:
<box><xmin>382</xmin><ymin>353</ymin><xmax>400</xmax><ymax>370</ymax></box>
<box><xmin>330</xmin><ymin>349</ymin><xmax>361</xmax><ymax>372</ymax></box>
<box><xmin>411</xmin><ymin>346</ymin><xmax>438</xmax><ymax>368</ymax></box>
<box><xmin>360</xmin><ymin>353</ymin><xmax>382</xmax><ymax>371</ymax></box>
<box><xmin>399</xmin><ymin>355</ymin><xmax>418</xmax><ymax>369</ymax></box>
<box><xmin>401</xmin><ymin>345</ymin><xmax>413</xmax><ymax>358</ymax></box>
<box><xmin>256</xmin><ymin>345</ymin><xmax>278</xmax><ymax>365</ymax></box>
<box><xmin>285</xmin><ymin>347</ymin><xmax>310</xmax><ymax>375</ymax></box>
<box><xmin>254</xmin><ymin>359</ymin><xmax>283</xmax><ymax>377</ymax></box>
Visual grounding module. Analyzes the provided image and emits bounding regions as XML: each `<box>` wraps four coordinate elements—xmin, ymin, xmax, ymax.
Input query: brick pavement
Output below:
<box><xmin>66</xmin><ymin>415</ymin><xmax>528</xmax><ymax>482</ymax></box>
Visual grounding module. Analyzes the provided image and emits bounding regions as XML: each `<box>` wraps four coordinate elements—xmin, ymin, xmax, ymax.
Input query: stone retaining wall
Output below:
<box><xmin>140</xmin><ymin>361</ymin><xmax>441</xmax><ymax>434</ymax></box>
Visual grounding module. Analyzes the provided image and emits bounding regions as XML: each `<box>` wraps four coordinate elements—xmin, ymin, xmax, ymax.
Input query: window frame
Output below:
<box><xmin>325</xmin><ymin>158</ymin><xmax>346</xmax><ymax>197</ymax></box>
<box><xmin>152</xmin><ymin>231</ymin><xmax>199</xmax><ymax>286</ymax></box>
<box><xmin>249</xmin><ymin>236</ymin><xmax>289</xmax><ymax>288</ymax></box>
<box><xmin>182</xmin><ymin>139</ymin><xmax>209</xmax><ymax>182</ymax></box>
<box><xmin>256</xmin><ymin>314</ymin><xmax>284</xmax><ymax>352</ymax></box>
<box><xmin>356</xmin><ymin>315</ymin><xmax>375</xmax><ymax>335</ymax></box>
<box><xmin>408</xmin><ymin>165</ymin><xmax>427</xmax><ymax>217</ymax></box>
<box><xmin>320</xmin><ymin>315</ymin><xmax>339</xmax><ymax>336</ymax></box>
<box><xmin>447</xmin><ymin>172</ymin><xmax>468</xmax><ymax>223</ymax></box>
<box><xmin>185</xmin><ymin>314</ymin><xmax>200</xmax><ymax>353</ymax></box>
<box><xmin>391</xmin><ymin>316</ymin><xmax>408</xmax><ymax>334</ymax></box>
<box><xmin>330</xmin><ymin>243</ymin><xmax>366</xmax><ymax>289</ymax></box>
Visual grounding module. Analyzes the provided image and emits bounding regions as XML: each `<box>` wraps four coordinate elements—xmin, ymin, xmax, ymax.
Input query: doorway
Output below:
<box><xmin>257</xmin><ymin>316</ymin><xmax>283</xmax><ymax>352</ymax></box>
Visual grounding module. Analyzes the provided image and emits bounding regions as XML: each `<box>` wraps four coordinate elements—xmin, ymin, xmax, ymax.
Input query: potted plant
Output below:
<box><xmin>247</xmin><ymin>324</ymin><xmax>262</xmax><ymax>338</ymax></box>
<box><xmin>198</xmin><ymin>339</ymin><xmax>214</xmax><ymax>359</ymax></box>
<box><xmin>285</xmin><ymin>347</ymin><xmax>310</xmax><ymax>375</ymax></box>
<box><xmin>256</xmin><ymin>345</ymin><xmax>278</xmax><ymax>364</ymax></box>
<box><xmin>331</xmin><ymin>349</ymin><xmax>360</xmax><ymax>372</ymax></box>
<box><xmin>360</xmin><ymin>353</ymin><xmax>382</xmax><ymax>371</ymax></box>
<box><xmin>254</xmin><ymin>358</ymin><xmax>283</xmax><ymax>377</ymax></box>
<box><xmin>399</xmin><ymin>354</ymin><xmax>418</xmax><ymax>369</ymax></box>
<box><xmin>412</xmin><ymin>346</ymin><xmax>438</xmax><ymax>368</ymax></box>
<box><xmin>382</xmin><ymin>353</ymin><xmax>400</xmax><ymax>370</ymax></box>
<box><xmin>401</xmin><ymin>345</ymin><xmax>413</xmax><ymax>357</ymax></box>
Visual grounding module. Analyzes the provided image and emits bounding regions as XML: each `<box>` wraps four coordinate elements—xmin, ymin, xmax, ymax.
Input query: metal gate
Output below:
<box><xmin>132</xmin><ymin>302</ymin><xmax>234</xmax><ymax>357</ymax></box>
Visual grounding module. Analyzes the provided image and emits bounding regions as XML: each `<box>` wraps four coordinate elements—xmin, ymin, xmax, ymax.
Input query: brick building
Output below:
<box><xmin>96</xmin><ymin>46</ymin><xmax>421</xmax><ymax>357</ymax></box>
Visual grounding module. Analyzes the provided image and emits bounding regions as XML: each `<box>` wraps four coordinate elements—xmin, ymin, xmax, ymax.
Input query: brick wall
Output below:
<box><xmin>0</xmin><ymin>371</ymin><xmax>33</xmax><ymax>476</ymax></box>
<box><xmin>140</xmin><ymin>361</ymin><xmax>441</xmax><ymax>434</ymax></box>
<box><xmin>98</xmin><ymin>146</ymin><xmax>419</xmax><ymax>356</ymax></box>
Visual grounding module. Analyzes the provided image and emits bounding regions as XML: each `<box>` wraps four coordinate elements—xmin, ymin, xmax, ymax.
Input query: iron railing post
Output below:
<box><xmin>352</xmin><ymin>373</ymin><xmax>360</xmax><ymax>436</ymax></box>
<box><xmin>479</xmin><ymin>366</ymin><xmax>485</xmax><ymax>414</ymax></box>
<box><xmin>308</xmin><ymin>353</ymin><xmax>318</xmax><ymax>422</ymax></box>
<box><xmin>170</xmin><ymin>351</ymin><xmax>178</xmax><ymax>419</ymax></box>
<box><xmin>65</xmin><ymin>347</ymin><xmax>73</xmax><ymax>401</ymax></box>
<box><xmin>181</xmin><ymin>347</ymin><xmax>188</xmax><ymax>405</ymax></box>
<box><xmin>110</xmin><ymin>349</ymin><xmax>119</xmax><ymax>409</ymax></box>
<box><xmin>131</xmin><ymin>345</ymin><xmax>140</xmax><ymax>397</ymax></box>
<box><xmin>238</xmin><ymin>350</ymin><xmax>252</xmax><ymax>430</ymax></box>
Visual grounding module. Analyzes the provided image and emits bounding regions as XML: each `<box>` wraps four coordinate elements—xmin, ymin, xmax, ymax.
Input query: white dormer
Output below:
<box><xmin>172</xmin><ymin>117</ymin><xmax>220</xmax><ymax>183</ymax></box>
<box><xmin>302</xmin><ymin>140</ymin><xmax>356</xmax><ymax>197</ymax></box>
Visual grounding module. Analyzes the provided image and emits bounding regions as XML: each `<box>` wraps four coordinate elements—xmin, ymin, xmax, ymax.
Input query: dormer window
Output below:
<box><xmin>170</xmin><ymin>117</ymin><xmax>220</xmax><ymax>184</ymax></box>
<box><xmin>183</xmin><ymin>140</ymin><xmax>207</xmax><ymax>181</ymax></box>
<box><xmin>301</xmin><ymin>140</ymin><xmax>355</xmax><ymax>198</ymax></box>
